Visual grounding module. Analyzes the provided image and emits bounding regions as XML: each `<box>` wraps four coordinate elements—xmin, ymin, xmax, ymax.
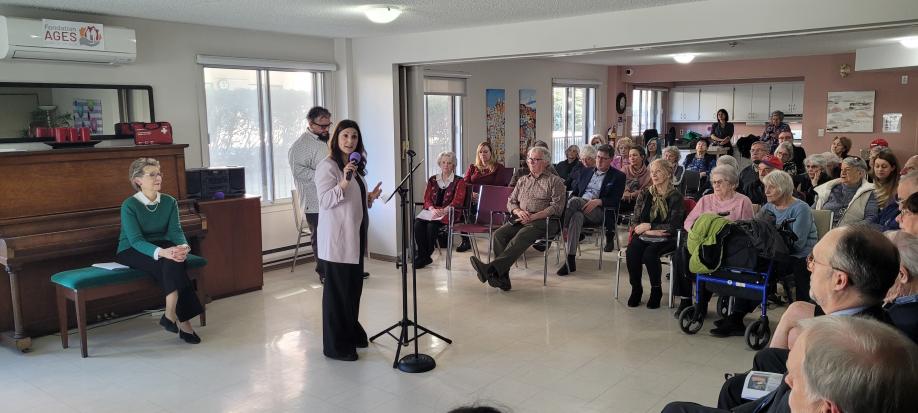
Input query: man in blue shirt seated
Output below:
<box><xmin>556</xmin><ymin>144</ymin><xmax>625</xmax><ymax>275</ymax></box>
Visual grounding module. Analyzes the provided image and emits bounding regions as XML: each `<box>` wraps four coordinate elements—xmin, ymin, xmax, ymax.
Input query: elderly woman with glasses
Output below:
<box><xmin>414</xmin><ymin>151</ymin><xmax>466</xmax><ymax>269</ymax></box>
<box><xmin>814</xmin><ymin>157</ymin><xmax>878</xmax><ymax>227</ymax></box>
<box><xmin>795</xmin><ymin>153</ymin><xmax>832</xmax><ymax>205</ymax></box>
<box><xmin>115</xmin><ymin>158</ymin><xmax>203</xmax><ymax>344</ymax></box>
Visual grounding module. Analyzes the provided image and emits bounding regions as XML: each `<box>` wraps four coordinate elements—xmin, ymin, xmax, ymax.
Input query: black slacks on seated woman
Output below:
<box><xmin>626</xmin><ymin>237</ymin><xmax>676</xmax><ymax>289</ymax></box>
<box><xmin>414</xmin><ymin>219</ymin><xmax>443</xmax><ymax>262</ymax></box>
<box><xmin>115</xmin><ymin>240</ymin><xmax>203</xmax><ymax>322</ymax></box>
<box><xmin>322</xmin><ymin>261</ymin><xmax>368</xmax><ymax>358</ymax></box>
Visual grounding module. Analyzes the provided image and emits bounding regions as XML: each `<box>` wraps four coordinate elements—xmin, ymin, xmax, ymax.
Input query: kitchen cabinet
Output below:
<box><xmin>768</xmin><ymin>82</ymin><xmax>805</xmax><ymax>114</ymax></box>
<box><xmin>698</xmin><ymin>85</ymin><xmax>734</xmax><ymax>122</ymax></box>
<box><xmin>669</xmin><ymin>87</ymin><xmax>701</xmax><ymax>122</ymax></box>
<box><xmin>733</xmin><ymin>83</ymin><xmax>772</xmax><ymax>122</ymax></box>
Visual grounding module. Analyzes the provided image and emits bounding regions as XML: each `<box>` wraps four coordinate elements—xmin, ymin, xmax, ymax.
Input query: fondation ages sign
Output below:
<box><xmin>42</xmin><ymin>19</ymin><xmax>105</xmax><ymax>50</ymax></box>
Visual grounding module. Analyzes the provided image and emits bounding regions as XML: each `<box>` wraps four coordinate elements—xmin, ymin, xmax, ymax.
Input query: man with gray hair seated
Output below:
<box><xmin>814</xmin><ymin>156</ymin><xmax>877</xmax><ymax>227</ymax></box>
<box><xmin>661</xmin><ymin>316</ymin><xmax>918</xmax><ymax>413</ymax></box>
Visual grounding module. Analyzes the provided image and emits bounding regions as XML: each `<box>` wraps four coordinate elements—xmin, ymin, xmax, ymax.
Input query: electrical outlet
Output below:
<box><xmin>902</xmin><ymin>75</ymin><xmax>909</xmax><ymax>85</ymax></box>
<box><xmin>818</xmin><ymin>128</ymin><xmax>825</xmax><ymax>137</ymax></box>
<box><xmin>679</xmin><ymin>129</ymin><xmax>684</xmax><ymax>136</ymax></box>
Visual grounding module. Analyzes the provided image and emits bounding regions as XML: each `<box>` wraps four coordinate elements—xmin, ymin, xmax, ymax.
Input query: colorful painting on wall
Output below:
<box><xmin>518</xmin><ymin>89</ymin><xmax>537</xmax><ymax>167</ymax></box>
<box><xmin>826</xmin><ymin>91</ymin><xmax>875</xmax><ymax>133</ymax></box>
<box><xmin>486</xmin><ymin>88</ymin><xmax>506</xmax><ymax>164</ymax></box>
<box><xmin>73</xmin><ymin>98</ymin><xmax>103</xmax><ymax>134</ymax></box>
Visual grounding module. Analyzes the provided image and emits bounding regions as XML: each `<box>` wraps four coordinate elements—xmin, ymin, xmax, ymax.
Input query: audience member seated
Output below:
<box><xmin>645</xmin><ymin>137</ymin><xmax>662</xmax><ymax>164</ymax></box>
<box><xmin>898</xmin><ymin>192</ymin><xmax>918</xmax><ymax>235</ymax></box>
<box><xmin>716</xmin><ymin>226</ymin><xmax>899</xmax><ymax>410</ymax></box>
<box><xmin>414</xmin><ymin>151</ymin><xmax>466</xmax><ymax>269</ymax></box>
<box><xmin>662</xmin><ymin>316</ymin><xmax>918</xmax><ymax>413</ymax></box>
<box><xmin>871</xmin><ymin>149</ymin><xmax>900</xmax><ymax>230</ymax></box>
<box><xmin>556</xmin><ymin>144</ymin><xmax>625</xmax><ymax>276</ymax></box>
<box><xmin>625</xmin><ymin>160</ymin><xmax>685</xmax><ymax>309</ymax></box>
<box><xmin>663</xmin><ymin>145</ymin><xmax>685</xmax><ymax>186</ymax></box>
<box><xmin>830</xmin><ymin>135</ymin><xmax>851</xmax><ymax>161</ymax></box>
<box><xmin>760</xmin><ymin>110</ymin><xmax>790</xmax><ymax>153</ymax></box>
<box><xmin>621</xmin><ymin>146</ymin><xmax>651</xmax><ymax>213</ymax></box>
<box><xmin>611</xmin><ymin>137</ymin><xmax>634</xmax><ymax>171</ymax></box>
<box><xmin>813</xmin><ymin>156</ymin><xmax>877</xmax><ymax>227</ymax></box>
<box><xmin>709</xmin><ymin>108</ymin><xmax>734</xmax><ymax>151</ymax></box>
<box><xmin>902</xmin><ymin>154</ymin><xmax>918</xmax><ymax>175</ymax></box>
<box><xmin>742</xmin><ymin>154</ymin><xmax>783</xmax><ymax>205</ymax></box>
<box><xmin>590</xmin><ymin>133</ymin><xmax>606</xmax><ymax>147</ymax></box>
<box><xmin>469</xmin><ymin>147</ymin><xmax>565</xmax><ymax>291</ymax></box>
<box><xmin>711</xmin><ymin>170</ymin><xmax>816</xmax><ymax>337</ymax></box>
<box><xmin>777</xmin><ymin>131</ymin><xmax>805</xmax><ymax>173</ymax></box>
<box><xmin>566</xmin><ymin>145</ymin><xmax>596</xmax><ymax>187</ymax></box>
<box><xmin>456</xmin><ymin>141</ymin><xmax>505</xmax><ymax>252</ymax></box>
<box><xmin>683</xmin><ymin>139</ymin><xmax>717</xmax><ymax>180</ymax></box>
<box><xmin>774</xmin><ymin>141</ymin><xmax>798</xmax><ymax>176</ymax></box>
<box><xmin>821</xmin><ymin>151</ymin><xmax>842</xmax><ymax>179</ymax></box>
<box><xmin>738</xmin><ymin>141</ymin><xmax>768</xmax><ymax>196</ymax></box>
<box><xmin>509</xmin><ymin>140</ymin><xmax>558</xmax><ymax>187</ymax></box>
<box><xmin>115</xmin><ymin>157</ymin><xmax>203</xmax><ymax>344</ymax></box>
<box><xmin>795</xmin><ymin>153</ymin><xmax>831</xmax><ymax>205</ymax></box>
<box><xmin>554</xmin><ymin>144</ymin><xmax>582</xmax><ymax>184</ymax></box>
<box><xmin>885</xmin><ymin>230</ymin><xmax>918</xmax><ymax>343</ymax></box>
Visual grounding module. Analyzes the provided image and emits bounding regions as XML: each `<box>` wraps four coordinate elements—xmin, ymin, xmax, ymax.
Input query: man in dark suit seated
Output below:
<box><xmin>661</xmin><ymin>316</ymin><xmax>918</xmax><ymax>413</ymax></box>
<box><xmin>557</xmin><ymin>144</ymin><xmax>625</xmax><ymax>275</ymax></box>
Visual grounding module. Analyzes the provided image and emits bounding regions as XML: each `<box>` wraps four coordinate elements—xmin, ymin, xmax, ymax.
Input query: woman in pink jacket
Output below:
<box><xmin>315</xmin><ymin>119</ymin><xmax>382</xmax><ymax>361</ymax></box>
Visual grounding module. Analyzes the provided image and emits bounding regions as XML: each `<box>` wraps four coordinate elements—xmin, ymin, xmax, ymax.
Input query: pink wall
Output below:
<box><xmin>610</xmin><ymin>53</ymin><xmax>918</xmax><ymax>162</ymax></box>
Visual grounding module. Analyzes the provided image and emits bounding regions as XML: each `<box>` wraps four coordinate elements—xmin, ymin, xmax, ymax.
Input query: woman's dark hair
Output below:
<box><xmin>629</xmin><ymin>146</ymin><xmax>646</xmax><ymax>159</ymax></box>
<box><xmin>717</xmin><ymin>108</ymin><xmax>730</xmax><ymax>123</ymax></box>
<box><xmin>905</xmin><ymin>192</ymin><xmax>918</xmax><ymax>214</ymax></box>
<box><xmin>328</xmin><ymin>119</ymin><xmax>367</xmax><ymax>176</ymax></box>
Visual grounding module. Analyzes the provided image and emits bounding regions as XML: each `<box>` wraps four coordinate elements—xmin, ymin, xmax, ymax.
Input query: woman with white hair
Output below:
<box><xmin>414</xmin><ymin>151</ymin><xmax>466</xmax><ymax>268</ymax></box>
<box><xmin>715</xmin><ymin>155</ymin><xmax>738</xmax><ymax>171</ymax></box>
<box><xmin>796</xmin><ymin>153</ymin><xmax>831</xmax><ymax>205</ymax></box>
<box><xmin>821</xmin><ymin>151</ymin><xmax>842</xmax><ymax>178</ymax></box>
<box><xmin>774</xmin><ymin>141</ymin><xmax>798</xmax><ymax>176</ymax></box>
<box><xmin>589</xmin><ymin>134</ymin><xmax>606</xmax><ymax>147</ymax></box>
<box><xmin>611</xmin><ymin>137</ymin><xmax>633</xmax><ymax>171</ymax></box>
<box><xmin>555</xmin><ymin>144</ymin><xmax>582</xmax><ymax>184</ymax></box>
<box><xmin>662</xmin><ymin>146</ymin><xmax>685</xmax><ymax>186</ymax></box>
<box><xmin>814</xmin><ymin>157</ymin><xmax>878</xmax><ymax>227</ymax></box>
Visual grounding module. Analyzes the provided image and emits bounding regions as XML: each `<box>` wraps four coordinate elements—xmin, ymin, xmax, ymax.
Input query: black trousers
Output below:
<box><xmin>718</xmin><ymin>348</ymin><xmax>790</xmax><ymax>409</ymax></box>
<box><xmin>788</xmin><ymin>257</ymin><xmax>810</xmax><ymax>302</ymax></box>
<box><xmin>413</xmin><ymin>219</ymin><xmax>443</xmax><ymax>262</ymax></box>
<box><xmin>322</xmin><ymin>261</ymin><xmax>367</xmax><ymax>358</ymax></box>
<box><xmin>626</xmin><ymin>236</ymin><xmax>675</xmax><ymax>289</ymax></box>
<box><xmin>305</xmin><ymin>213</ymin><xmax>325</xmax><ymax>277</ymax></box>
<box><xmin>115</xmin><ymin>242</ymin><xmax>203</xmax><ymax>323</ymax></box>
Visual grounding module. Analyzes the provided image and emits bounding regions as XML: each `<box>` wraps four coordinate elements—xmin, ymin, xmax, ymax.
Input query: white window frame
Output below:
<box><xmin>552</xmin><ymin>84</ymin><xmax>596</xmax><ymax>162</ymax></box>
<box><xmin>631</xmin><ymin>88</ymin><xmax>663</xmax><ymax>138</ymax></box>
<box><xmin>423</xmin><ymin>94</ymin><xmax>463</xmax><ymax>179</ymax></box>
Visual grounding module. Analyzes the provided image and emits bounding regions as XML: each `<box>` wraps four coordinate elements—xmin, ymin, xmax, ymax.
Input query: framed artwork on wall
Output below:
<box><xmin>518</xmin><ymin>89</ymin><xmax>536</xmax><ymax>168</ymax></box>
<box><xmin>486</xmin><ymin>88</ymin><xmax>506</xmax><ymax>164</ymax></box>
<box><xmin>826</xmin><ymin>91</ymin><xmax>875</xmax><ymax>133</ymax></box>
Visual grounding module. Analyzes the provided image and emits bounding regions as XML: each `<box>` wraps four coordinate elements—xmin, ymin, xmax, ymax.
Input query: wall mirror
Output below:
<box><xmin>0</xmin><ymin>82</ymin><xmax>154</xmax><ymax>142</ymax></box>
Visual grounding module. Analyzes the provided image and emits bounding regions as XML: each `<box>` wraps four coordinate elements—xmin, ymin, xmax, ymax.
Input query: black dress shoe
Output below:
<box><xmin>179</xmin><ymin>330</ymin><xmax>201</xmax><ymax>344</ymax></box>
<box><xmin>356</xmin><ymin>340</ymin><xmax>369</xmax><ymax>349</ymax></box>
<box><xmin>647</xmin><ymin>287</ymin><xmax>663</xmax><ymax>309</ymax></box>
<box><xmin>325</xmin><ymin>352</ymin><xmax>358</xmax><ymax>361</ymax></box>
<box><xmin>498</xmin><ymin>272</ymin><xmax>511</xmax><ymax>291</ymax></box>
<box><xmin>487</xmin><ymin>272</ymin><xmax>501</xmax><ymax>288</ymax></box>
<box><xmin>456</xmin><ymin>239</ymin><xmax>472</xmax><ymax>252</ymax></box>
<box><xmin>414</xmin><ymin>256</ymin><xmax>433</xmax><ymax>269</ymax></box>
<box><xmin>710</xmin><ymin>318</ymin><xmax>746</xmax><ymax>337</ymax></box>
<box><xmin>470</xmin><ymin>256</ymin><xmax>490</xmax><ymax>283</ymax></box>
<box><xmin>603</xmin><ymin>235</ymin><xmax>616</xmax><ymax>252</ymax></box>
<box><xmin>557</xmin><ymin>255</ymin><xmax>576</xmax><ymax>276</ymax></box>
<box><xmin>532</xmin><ymin>241</ymin><xmax>547</xmax><ymax>252</ymax></box>
<box><xmin>159</xmin><ymin>315</ymin><xmax>178</xmax><ymax>333</ymax></box>
<box><xmin>362</xmin><ymin>272</ymin><xmax>370</xmax><ymax>279</ymax></box>
<box><xmin>627</xmin><ymin>288</ymin><xmax>642</xmax><ymax>307</ymax></box>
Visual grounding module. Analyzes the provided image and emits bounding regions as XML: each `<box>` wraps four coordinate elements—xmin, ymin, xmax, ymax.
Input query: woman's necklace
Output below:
<box><xmin>144</xmin><ymin>202</ymin><xmax>159</xmax><ymax>213</ymax></box>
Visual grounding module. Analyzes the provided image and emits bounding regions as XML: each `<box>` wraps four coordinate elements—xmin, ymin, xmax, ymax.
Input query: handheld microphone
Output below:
<box><xmin>346</xmin><ymin>152</ymin><xmax>362</xmax><ymax>180</ymax></box>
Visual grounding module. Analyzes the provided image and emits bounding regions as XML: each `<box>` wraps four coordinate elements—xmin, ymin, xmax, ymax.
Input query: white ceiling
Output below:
<box><xmin>0</xmin><ymin>0</ymin><xmax>700</xmax><ymax>38</ymax></box>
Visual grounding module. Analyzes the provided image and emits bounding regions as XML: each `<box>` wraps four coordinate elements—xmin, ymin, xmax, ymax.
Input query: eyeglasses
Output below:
<box><xmin>710</xmin><ymin>179</ymin><xmax>727</xmax><ymax>186</ymax></box>
<box><xmin>310</xmin><ymin>121</ymin><xmax>332</xmax><ymax>130</ymax></box>
<box><xmin>806</xmin><ymin>253</ymin><xmax>841</xmax><ymax>272</ymax></box>
<box><xmin>596</xmin><ymin>155</ymin><xmax>611</xmax><ymax>161</ymax></box>
<box><xmin>527</xmin><ymin>157</ymin><xmax>544</xmax><ymax>162</ymax></box>
<box><xmin>142</xmin><ymin>172</ymin><xmax>163</xmax><ymax>179</ymax></box>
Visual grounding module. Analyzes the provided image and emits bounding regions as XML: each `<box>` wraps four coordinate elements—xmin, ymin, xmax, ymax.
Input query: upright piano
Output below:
<box><xmin>0</xmin><ymin>144</ymin><xmax>205</xmax><ymax>352</ymax></box>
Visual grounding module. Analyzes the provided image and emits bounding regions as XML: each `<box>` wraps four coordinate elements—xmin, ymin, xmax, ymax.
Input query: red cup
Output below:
<box><xmin>35</xmin><ymin>127</ymin><xmax>53</xmax><ymax>138</ymax></box>
<box><xmin>69</xmin><ymin>128</ymin><xmax>79</xmax><ymax>142</ymax></box>
<box><xmin>79</xmin><ymin>127</ymin><xmax>91</xmax><ymax>142</ymax></box>
<box><xmin>53</xmin><ymin>127</ymin><xmax>69</xmax><ymax>142</ymax></box>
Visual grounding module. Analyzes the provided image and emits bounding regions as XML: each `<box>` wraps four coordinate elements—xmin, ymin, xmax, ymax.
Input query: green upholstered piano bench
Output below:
<box><xmin>51</xmin><ymin>254</ymin><xmax>208</xmax><ymax>358</ymax></box>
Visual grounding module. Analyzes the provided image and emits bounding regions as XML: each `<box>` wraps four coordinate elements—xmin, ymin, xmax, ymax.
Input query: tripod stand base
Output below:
<box><xmin>398</xmin><ymin>353</ymin><xmax>436</xmax><ymax>373</ymax></box>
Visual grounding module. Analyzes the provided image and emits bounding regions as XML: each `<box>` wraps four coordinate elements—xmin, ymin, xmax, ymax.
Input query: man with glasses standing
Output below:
<box><xmin>556</xmin><ymin>144</ymin><xmax>625</xmax><ymax>276</ymax></box>
<box><xmin>470</xmin><ymin>146</ymin><xmax>566</xmax><ymax>291</ymax></box>
<box><xmin>289</xmin><ymin>106</ymin><xmax>333</xmax><ymax>283</ymax></box>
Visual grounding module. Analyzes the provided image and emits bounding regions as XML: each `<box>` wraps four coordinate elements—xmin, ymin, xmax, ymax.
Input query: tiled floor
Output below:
<box><xmin>0</xmin><ymin>242</ymin><xmax>777</xmax><ymax>413</ymax></box>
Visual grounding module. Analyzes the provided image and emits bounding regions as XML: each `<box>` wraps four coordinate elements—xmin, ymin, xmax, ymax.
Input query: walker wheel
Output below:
<box><xmin>679</xmin><ymin>306</ymin><xmax>703</xmax><ymax>335</ymax></box>
<box><xmin>717</xmin><ymin>295</ymin><xmax>730</xmax><ymax>318</ymax></box>
<box><xmin>745</xmin><ymin>318</ymin><xmax>771</xmax><ymax>350</ymax></box>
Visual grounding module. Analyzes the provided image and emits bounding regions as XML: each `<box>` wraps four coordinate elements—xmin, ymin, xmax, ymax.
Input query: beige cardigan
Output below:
<box><xmin>315</xmin><ymin>157</ymin><xmax>371</xmax><ymax>264</ymax></box>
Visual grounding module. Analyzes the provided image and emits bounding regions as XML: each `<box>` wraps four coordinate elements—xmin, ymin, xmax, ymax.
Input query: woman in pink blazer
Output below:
<box><xmin>315</xmin><ymin>119</ymin><xmax>382</xmax><ymax>361</ymax></box>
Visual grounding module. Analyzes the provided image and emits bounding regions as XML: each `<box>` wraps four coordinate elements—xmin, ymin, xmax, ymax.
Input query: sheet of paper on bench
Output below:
<box><xmin>92</xmin><ymin>262</ymin><xmax>130</xmax><ymax>270</ymax></box>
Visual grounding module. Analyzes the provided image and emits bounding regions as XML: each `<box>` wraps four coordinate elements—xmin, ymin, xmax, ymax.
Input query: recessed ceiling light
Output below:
<box><xmin>900</xmin><ymin>36</ymin><xmax>918</xmax><ymax>48</ymax></box>
<box><xmin>673</xmin><ymin>53</ymin><xmax>696</xmax><ymax>64</ymax></box>
<box><xmin>365</xmin><ymin>6</ymin><xmax>402</xmax><ymax>24</ymax></box>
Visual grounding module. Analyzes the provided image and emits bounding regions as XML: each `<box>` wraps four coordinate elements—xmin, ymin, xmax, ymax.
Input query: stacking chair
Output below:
<box><xmin>495</xmin><ymin>167</ymin><xmax>515</xmax><ymax>186</ymax></box>
<box><xmin>445</xmin><ymin>185</ymin><xmax>513</xmax><ymax>270</ymax></box>
<box><xmin>532</xmin><ymin>196</ymin><xmax>571</xmax><ymax>285</ymax></box>
<box><xmin>810</xmin><ymin>209</ymin><xmax>834</xmax><ymax>241</ymax></box>
<box><xmin>680</xmin><ymin>170</ymin><xmax>702</xmax><ymax>200</ymax></box>
<box><xmin>577</xmin><ymin>206</ymin><xmax>618</xmax><ymax>269</ymax></box>
<box><xmin>290</xmin><ymin>189</ymin><xmax>313</xmax><ymax>272</ymax></box>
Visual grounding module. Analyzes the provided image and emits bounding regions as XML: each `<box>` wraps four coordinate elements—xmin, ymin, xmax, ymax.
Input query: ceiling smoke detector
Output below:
<box><xmin>365</xmin><ymin>6</ymin><xmax>402</xmax><ymax>24</ymax></box>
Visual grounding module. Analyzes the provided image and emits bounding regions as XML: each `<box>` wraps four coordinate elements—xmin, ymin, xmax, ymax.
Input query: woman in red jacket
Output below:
<box><xmin>415</xmin><ymin>151</ymin><xmax>466</xmax><ymax>268</ymax></box>
<box><xmin>456</xmin><ymin>141</ymin><xmax>504</xmax><ymax>252</ymax></box>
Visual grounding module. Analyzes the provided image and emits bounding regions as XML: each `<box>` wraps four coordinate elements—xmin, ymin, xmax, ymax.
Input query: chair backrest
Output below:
<box><xmin>476</xmin><ymin>185</ymin><xmax>514</xmax><ymax>226</ymax></box>
<box><xmin>291</xmin><ymin>189</ymin><xmax>304</xmax><ymax>231</ymax></box>
<box><xmin>495</xmin><ymin>167</ymin><xmax>515</xmax><ymax>186</ymax></box>
<box><xmin>681</xmin><ymin>170</ymin><xmax>701</xmax><ymax>198</ymax></box>
<box><xmin>811</xmin><ymin>208</ymin><xmax>834</xmax><ymax>240</ymax></box>
<box><xmin>683</xmin><ymin>198</ymin><xmax>697</xmax><ymax>215</ymax></box>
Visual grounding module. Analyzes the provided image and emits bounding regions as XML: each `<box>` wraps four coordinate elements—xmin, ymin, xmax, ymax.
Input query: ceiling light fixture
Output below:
<box><xmin>900</xmin><ymin>36</ymin><xmax>918</xmax><ymax>48</ymax></box>
<box><xmin>673</xmin><ymin>53</ymin><xmax>696</xmax><ymax>64</ymax></box>
<box><xmin>365</xmin><ymin>6</ymin><xmax>402</xmax><ymax>24</ymax></box>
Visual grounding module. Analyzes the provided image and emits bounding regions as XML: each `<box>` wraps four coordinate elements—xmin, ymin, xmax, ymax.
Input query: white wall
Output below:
<box><xmin>350</xmin><ymin>0</ymin><xmax>918</xmax><ymax>257</ymax></box>
<box><xmin>0</xmin><ymin>5</ymin><xmax>337</xmax><ymax>257</ymax></box>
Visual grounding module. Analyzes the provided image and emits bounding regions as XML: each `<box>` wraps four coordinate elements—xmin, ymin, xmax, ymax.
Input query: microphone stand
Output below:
<box><xmin>369</xmin><ymin>149</ymin><xmax>452</xmax><ymax>373</ymax></box>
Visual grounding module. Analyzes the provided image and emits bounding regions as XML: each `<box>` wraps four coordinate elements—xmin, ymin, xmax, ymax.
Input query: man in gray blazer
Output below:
<box><xmin>289</xmin><ymin>106</ymin><xmax>332</xmax><ymax>283</ymax></box>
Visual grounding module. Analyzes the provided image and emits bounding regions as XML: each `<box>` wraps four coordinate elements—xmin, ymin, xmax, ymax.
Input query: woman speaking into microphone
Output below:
<box><xmin>315</xmin><ymin>119</ymin><xmax>382</xmax><ymax>361</ymax></box>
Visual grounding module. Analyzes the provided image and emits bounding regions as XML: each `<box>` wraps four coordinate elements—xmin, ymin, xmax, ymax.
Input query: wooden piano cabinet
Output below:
<box><xmin>195</xmin><ymin>195</ymin><xmax>263</xmax><ymax>299</ymax></box>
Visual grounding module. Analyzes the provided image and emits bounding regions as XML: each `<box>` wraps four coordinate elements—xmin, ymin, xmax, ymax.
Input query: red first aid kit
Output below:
<box><xmin>115</xmin><ymin>122</ymin><xmax>173</xmax><ymax>145</ymax></box>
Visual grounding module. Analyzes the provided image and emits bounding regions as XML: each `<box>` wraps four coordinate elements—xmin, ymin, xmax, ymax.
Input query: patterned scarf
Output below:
<box><xmin>649</xmin><ymin>184</ymin><xmax>673</xmax><ymax>222</ymax></box>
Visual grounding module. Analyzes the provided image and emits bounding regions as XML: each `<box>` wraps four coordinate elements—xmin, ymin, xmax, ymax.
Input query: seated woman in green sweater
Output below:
<box><xmin>115</xmin><ymin>158</ymin><xmax>202</xmax><ymax>344</ymax></box>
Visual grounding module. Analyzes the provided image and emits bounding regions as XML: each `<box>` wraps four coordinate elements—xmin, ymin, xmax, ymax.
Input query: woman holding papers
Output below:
<box><xmin>315</xmin><ymin>119</ymin><xmax>382</xmax><ymax>361</ymax></box>
<box><xmin>413</xmin><ymin>151</ymin><xmax>466</xmax><ymax>269</ymax></box>
<box><xmin>115</xmin><ymin>157</ymin><xmax>202</xmax><ymax>344</ymax></box>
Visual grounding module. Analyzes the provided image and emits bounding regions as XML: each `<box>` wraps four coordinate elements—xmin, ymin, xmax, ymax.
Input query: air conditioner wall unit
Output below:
<box><xmin>0</xmin><ymin>16</ymin><xmax>136</xmax><ymax>65</ymax></box>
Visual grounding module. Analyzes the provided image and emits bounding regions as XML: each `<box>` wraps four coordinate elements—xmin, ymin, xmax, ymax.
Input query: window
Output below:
<box><xmin>203</xmin><ymin>67</ymin><xmax>324</xmax><ymax>202</ymax></box>
<box><xmin>424</xmin><ymin>95</ymin><xmax>463</xmax><ymax>179</ymax></box>
<box><xmin>552</xmin><ymin>85</ymin><xmax>595</xmax><ymax>162</ymax></box>
<box><xmin>631</xmin><ymin>88</ymin><xmax>663</xmax><ymax>138</ymax></box>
